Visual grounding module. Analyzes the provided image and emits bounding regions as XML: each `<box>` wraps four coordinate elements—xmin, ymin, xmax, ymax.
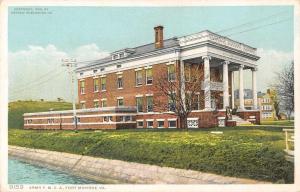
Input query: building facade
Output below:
<box><xmin>257</xmin><ymin>89</ymin><xmax>277</xmax><ymax>121</ymax></box>
<box><xmin>24</xmin><ymin>26</ymin><xmax>261</xmax><ymax>130</ymax></box>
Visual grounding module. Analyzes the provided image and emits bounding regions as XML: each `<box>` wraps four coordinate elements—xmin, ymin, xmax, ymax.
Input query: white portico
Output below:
<box><xmin>177</xmin><ymin>30</ymin><xmax>260</xmax><ymax>111</ymax></box>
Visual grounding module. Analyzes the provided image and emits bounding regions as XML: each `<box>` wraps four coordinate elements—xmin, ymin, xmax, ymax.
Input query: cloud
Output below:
<box><xmin>236</xmin><ymin>48</ymin><xmax>293</xmax><ymax>92</ymax></box>
<box><xmin>8</xmin><ymin>44</ymin><xmax>109</xmax><ymax>101</ymax></box>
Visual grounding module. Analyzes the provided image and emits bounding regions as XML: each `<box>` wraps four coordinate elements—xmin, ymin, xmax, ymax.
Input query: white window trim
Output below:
<box><xmin>145</xmin><ymin>93</ymin><xmax>153</xmax><ymax>96</ymax></box>
<box><xmin>168</xmin><ymin>118</ymin><xmax>177</xmax><ymax>121</ymax></box>
<box><xmin>146</xmin><ymin>119</ymin><xmax>154</xmax><ymax>121</ymax></box>
<box><xmin>144</xmin><ymin>66</ymin><xmax>152</xmax><ymax>69</ymax></box>
<box><xmin>136</xmin><ymin>119</ymin><xmax>144</xmax><ymax>122</ymax></box>
<box><xmin>166</xmin><ymin>61</ymin><xmax>175</xmax><ymax>65</ymax></box>
<box><xmin>135</xmin><ymin>68</ymin><xmax>143</xmax><ymax>71</ymax></box>
<box><xmin>116</xmin><ymin>71</ymin><xmax>123</xmax><ymax>75</ymax></box>
<box><xmin>136</xmin><ymin>95</ymin><xmax>143</xmax><ymax>97</ymax></box>
<box><xmin>168</xmin><ymin>119</ymin><xmax>177</xmax><ymax>128</ymax></box>
<box><xmin>117</xmin><ymin>96</ymin><xmax>124</xmax><ymax>99</ymax></box>
<box><xmin>187</xmin><ymin>117</ymin><xmax>199</xmax><ymax>121</ymax></box>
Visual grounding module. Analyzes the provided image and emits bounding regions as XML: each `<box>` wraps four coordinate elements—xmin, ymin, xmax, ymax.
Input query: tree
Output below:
<box><xmin>154</xmin><ymin>62</ymin><xmax>205</xmax><ymax>130</ymax></box>
<box><xmin>268</xmin><ymin>89</ymin><xmax>280</xmax><ymax>120</ymax></box>
<box><xmin>274</xmin><ymin>61</ymin><xmax>294</xmax><ymax>120</ymax></box>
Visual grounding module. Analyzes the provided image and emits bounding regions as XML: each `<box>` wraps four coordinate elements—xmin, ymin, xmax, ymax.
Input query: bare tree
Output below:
<box><xmin>274</xmin><ymin>61</ymin><xmax>294</xmax><ymax>120</ymax></box>
<box><xmin>154</xmin><ymin>63</ymin><xmax>205</xmax><ymax>129</ymax></box>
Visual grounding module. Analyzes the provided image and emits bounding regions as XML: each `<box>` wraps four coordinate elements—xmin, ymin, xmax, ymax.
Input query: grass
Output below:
<box><xmin>261</xmin><ymin>120</ymin><xmax>294</xmax><ymax>126</ymax></box>
<box><xmin>8</xmin><ymin>127</ymin><xmax>294</xmax><ymax>183</ymax></box>
<box><xmin>9</xmin><ymin>100</ymin><xmax>72</xmax><ymax>129</ymax></box>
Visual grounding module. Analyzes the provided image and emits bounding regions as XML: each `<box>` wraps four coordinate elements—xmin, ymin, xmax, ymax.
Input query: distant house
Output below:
<box><xmin>234</xmin><ymin>89</ymin><xmax>254</xmax><ymax>110</ymax></box>
<box><xmin>257</xmin><ymin>89</ymin><xmax>277</xmax><ymax>121</ymax></box>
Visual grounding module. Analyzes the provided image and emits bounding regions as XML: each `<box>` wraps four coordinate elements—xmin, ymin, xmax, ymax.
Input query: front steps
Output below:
<box><xmin>232</xmin><ymin>115</ymin><xmax>253</xmax><ymax>126</ymax></box>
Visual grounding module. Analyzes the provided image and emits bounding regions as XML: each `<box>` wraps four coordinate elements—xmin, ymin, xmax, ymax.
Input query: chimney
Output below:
<box><xmin>154</xmin><ymin>25</ymin><xmax>164</xmax><ymax>49</ymax></box>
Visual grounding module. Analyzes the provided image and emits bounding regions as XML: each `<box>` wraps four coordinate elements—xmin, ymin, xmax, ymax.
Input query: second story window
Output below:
<box><xmin>168</xmin><ymin>65</ymin><xmax>175</xmax><ymax>81</ymax></box>
<box><xmin>168</xmin><ymin>92</ymin><xmax>176</xmax><ymax>112</ymax></box>
<box><xmin>136</xmin><ymin>97</ymin><xmax>143</xmax><ymax>112</ymax></box>
<box><xmin>146</xmin><ymin>96</ymin><xmax>153</xmax><ymax>112</ymax></box>
<box><xmin>117</xmin><ymin>98</ymin><xmax>124</xmax><ymax>106</ymax></box>
<box><xmin>101</xmin><ymin>99</ymin><xmax>107</xmax><ymax>107</ymax></box>
<box><xmin>94</xmin><ymin>100</ymin><xmax>99</xmax><ymax>108</ymax></box>
<box><xmin>117</xmin><ymin>75</ymin><xmax>123</xmax><ymax>89</ymax></box>
<box><xmin>136</xmin><ymin>70</ymin><xmax>143</xmax><ymax>86</ymax></box>
<box><xmin>94</xmin><ymin>78</ymin><xmax>99</xmax><ymax>92</ymax></box>
<box><xmin>101</xmin><ymin>77</ymin><xmax>106</xmax><ymax>91</ymax></box>
<box><xmin>80</xmin><ymin>102</ymin><xmax>86</xmax><ymax>109</ymax></box>
<box><xmin>80</xmin><ymin>81</ymin><xmax>85</xmax><ymax>94</ymax></box>
<box><xmin>146</xmin><ymin>68</ymin><xmax>153</xmax><ymax>85</ymax></box>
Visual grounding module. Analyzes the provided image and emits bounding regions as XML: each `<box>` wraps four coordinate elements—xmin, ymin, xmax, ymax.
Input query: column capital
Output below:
<box><xmin>251</xmin><ymin>67</ymin><xmax>258</xmax><ymax>71</ymax></box>
<box><xmin>239</xmin><ymin>64</ymin><xmax>244</xmax><ymax>69</ymax></box>
<box><xmin>202</xmin><ymin>55</ymin><xmax>211</xmax><ymax>61</ymax></box>
<box><xmin>221</xmin><ymin>60</ymin><xmax>230</xmax><ymax>65</ymax></box>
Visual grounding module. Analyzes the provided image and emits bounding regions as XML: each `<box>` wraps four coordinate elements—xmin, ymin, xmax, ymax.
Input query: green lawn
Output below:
<box><xmin>8</xmin><ymin>127</ymin><xmax>293</xmax><ymax>183</ymax></box>
<box><xmin>9</xmin><ymin>100</ymin><xmax>72</xmax><ymax>129</ymax></box>
<box><xmin>261</xmin><ymin>120</ymin><xmax>294</xmax><ymax>126</ymax></box>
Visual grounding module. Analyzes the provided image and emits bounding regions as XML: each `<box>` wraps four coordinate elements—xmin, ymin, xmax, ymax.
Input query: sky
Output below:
<box><xmin>8</xmin><ymin>6</ymin><xmax>294</xmax><ymax>102</ymax></box>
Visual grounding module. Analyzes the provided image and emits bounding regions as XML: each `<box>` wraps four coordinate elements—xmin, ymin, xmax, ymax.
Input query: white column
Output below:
<box><xmin>231</xmin><ymin>71</ymin><xmax>235</xmax><ymax>109</ymax></box>
<box><xmin>222</xmin><ymin>61</ymin><xmax>230</xmax><ymax>109</ymax></box>
<box><xmin>202</xmin><ymin>56</ymin><xmax>211</xmax><ymax>110</ymax></box>
<box><xmin>180</xmin><ymin>59</ymin><xmax>186</xmax><ymax>110</ymax></box>
<box><xmin>239</xmin><ymin>64</ymin><xmax>245</xmax><ymax>110</ymax></box>
<box><xmin>252</xmin><ymin>68</ymin><xmax>258</xmax><ymax>109</ymax></box>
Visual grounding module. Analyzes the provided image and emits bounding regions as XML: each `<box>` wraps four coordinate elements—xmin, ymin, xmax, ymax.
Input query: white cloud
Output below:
<box><xmin>9</xmin><ymin>44</ymin><xmax>109</xmax><ymax>102</ymax></box>
<box><xmin>235</xmin><ymin>48</ymin><xmax>293</xmax><ymax>92</ymax></box>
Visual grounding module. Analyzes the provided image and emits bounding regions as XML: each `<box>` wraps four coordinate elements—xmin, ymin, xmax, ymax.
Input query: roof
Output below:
<box><xmin>77</xmin><ymin>37</ymin><xmax>179</xmax><ymax>71</ymax></box>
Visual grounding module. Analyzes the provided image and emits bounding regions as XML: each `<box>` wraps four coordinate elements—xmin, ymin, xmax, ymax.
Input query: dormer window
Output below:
<box><xmin>93</xmin><ymin>69</ymin><xmax>98</xmax><ymax>73</ymax></box>
<box><xmin>111</xmin><ymin>49</ymin><xmax>135</xmax><ymax>61</ymax></box>
<box><xmin>117</xmin><ymin>64</ymin><xmax>122</xmax><ymax>68</ymax></box>
<box><xmin>112</xmin><ymin>54</ymin><xmax>119</xmax><ymax>60</ymax></box>
<box><xmin>100</xmin><ymin>68</ymin><xmax>105</xmax><ymax>71</ymax></box>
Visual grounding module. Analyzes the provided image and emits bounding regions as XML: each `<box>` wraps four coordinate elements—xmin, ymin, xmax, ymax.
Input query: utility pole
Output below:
<box><xmin>62</xmin><ymin>58</ymin><xmax>77</xmax><ymax>130</ymax></box>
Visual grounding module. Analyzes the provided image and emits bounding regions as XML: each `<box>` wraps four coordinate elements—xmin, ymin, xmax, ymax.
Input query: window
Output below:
<box><xmin>101</xmin><ymin>99</ymin><xmax>107</xmax><ymax>107</ymax></box>
<box><xmin>117</xmin><ymin>64</ymin><xmax>122</xmax><ymax>68</ymax></box>
<box><xmin>100</xmin><ymin>68</ymin><xmax>105</xmax><ymax>71</ymax></box>
<box><xmin>146</xmin><ymin>96</ymin><xmax>153</xmax><ymax>112</ymax></box>
<box><xmin>94</xmin><ymin>100</ymin><xmax>99</xmax><ymax>108</ymax></box>
<box><xmin>136</xmin><ymin>70</ymin><xmax>143</xmax><ymax>86</ymax></box>
<box><xmin>72</xmin><ymin>117</ymin><xmax>80</xmax><ymax>123</ymax></box>
<box><xmin>27</xmin><ymin>119</ymin><xmax>32</xmax><ymax>124</ymax></box>
<box><xmin>103</xmin><ymin>116</ymin><xmax>112</xmax><ymax>122</ymax></box>
<box><xmin>192</xmin><ymin>94</ymin><xmax>200</xmax><ymax>110</ymax></box>
<box><xmin>136</xmin><ymin>97</ymin><xmax>143</xmax><ymax>112</ymax></box>
<box><xmin>185</xmin><ymin>64</ymin><xmax>191</xmax><ymax>82</ymax></box>
<box><xmin>147</xmin><ymin>121</ymin><xmax>154</xmax><ymax>128</ymax></box>
<box><xmin>112</xmin><ymin>54</ymin><xmax>118</xmax><ymax>60</ymax></box>
<box><xmin>168</xmin><ymin>120</ymin><xmax>176</xmax><ymax>128</ymax></box>
<box><xmin>117</xmin><ymin>76</ymin><xmax>123</xmax><ymax>88</ymax></box>
<box><xmin>101</xmin><ymin>77</ymin><xmax>106</xmax><ymax>91</ymax></box>
<box><xmin>80</xmin><ymin>72</ymin><xmax>83</xmax><ymax>76</ymax></box>
<box><xmin>80</xmin><ymin>102</ymin><xmax>86</xmax><ymax>109</ymax></box>
<box><xmin>94</xmin><ymin>78</ymin><xmax>99</xmax><ymax>92</ymax></box>
<box><xmin>168</xmin><ymin>64</ymin><xmax>175</xmax><ymax>81</ymax></box>
<box><xmin>146</xmin><ymin>68</ymin><xmax>153</xmax><ymax>85</ymax></box>
<box><xmin>93</xmin><ymin>69</ymin><xmax>98</xmax><ymax>73</ymax></box>
<box><xmin>137</xmin><ymin>121</ymin><xmax>144</xmax><ymax>128</ymax></box>
<box><xmin>157</xmin><ymin>120</ymin><xmax>164</xmax><ymax>128</ymax></box>
<box><xmin>125</xmin><ymin>116</ymin><xmax>132</xmax><ymax>122</ymax></box>
<box><xmin>47</xmin><ymin>119</ymin><xmax>54</xmax><ymax>124</ymax></box>
<box><xmin>168</xmin><ymin>93</ymin><xmax>176</xmax><ymax>112</ymax></box>
<box><xmin>119</xmin><ymin>53</ymin><xmax>125</xmax><ymax>58</ymax></box>
<box><xmin>80</xmin><ymin>81</ymin><xmax>85</xmax><ymax>94</ymax></box>
<box><xmin>117</xmin><ymin>98</ymin><xmax>124</xmax><ymax>106</ymax></box>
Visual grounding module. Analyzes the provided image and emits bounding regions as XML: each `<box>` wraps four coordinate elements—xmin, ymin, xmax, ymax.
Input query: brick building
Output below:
<box><xmin>24</xmin><ymin>26</ymin><xmax>260</xmax><ymax>130</ymax></box>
